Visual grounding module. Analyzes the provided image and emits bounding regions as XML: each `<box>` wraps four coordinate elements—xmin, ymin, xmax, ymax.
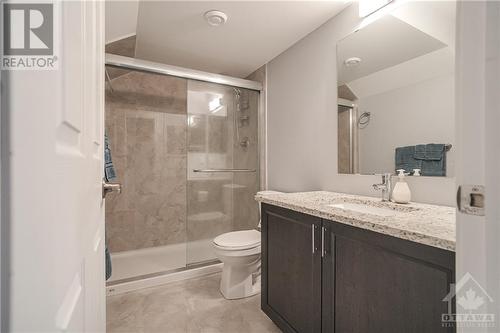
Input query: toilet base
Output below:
<box><xmin>219</xmin><ymin>258</ymin><xmax>261</xmax><ymax>300</ymax></box>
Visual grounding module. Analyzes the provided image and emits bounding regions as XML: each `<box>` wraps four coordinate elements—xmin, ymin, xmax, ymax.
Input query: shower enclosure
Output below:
<box><xmin>104</xmin><ymin>55</ymin><xmax>262</xmax><ymax>283</ymax></box>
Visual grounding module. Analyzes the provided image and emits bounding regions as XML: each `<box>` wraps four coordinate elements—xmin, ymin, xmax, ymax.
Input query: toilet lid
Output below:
<box><xmin>213</xmin><ymin>230</ymin><xmax>261</xmax><ymax>249</ymax></box>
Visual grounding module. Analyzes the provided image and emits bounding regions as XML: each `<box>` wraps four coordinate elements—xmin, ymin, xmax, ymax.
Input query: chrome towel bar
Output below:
<box><xmin>193</xmin><ymin>169</ymin><xmax>256</xmax><ymax>173</ymax></box>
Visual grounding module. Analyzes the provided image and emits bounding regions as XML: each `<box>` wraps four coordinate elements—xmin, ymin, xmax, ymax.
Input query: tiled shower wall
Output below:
<box><xmin>105</xmin><ymin>71</ymin><xmax>188</xmax><ymax>252</ymax></box>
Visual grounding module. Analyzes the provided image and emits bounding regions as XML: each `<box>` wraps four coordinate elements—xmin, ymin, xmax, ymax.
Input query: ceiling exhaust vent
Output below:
<box><xmin>204</xmin><ymin>10</ymin><xmax>228</xmax><ymax>27</ymax></box>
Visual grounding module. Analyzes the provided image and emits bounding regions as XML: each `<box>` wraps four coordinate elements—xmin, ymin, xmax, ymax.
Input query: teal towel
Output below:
<box><xmin>105</xmin><ymin>134</ymin><xmax>117</xmax><ymax>182</ymax></box>
<box><xmin>414</xmin><ymin>145</ymin><xmax>426</xmax><ymax>160</ymax></box>
<box><xmin>104</xmin><ymin>133</ymin><xmax>114</xmax><ymax>280</ymax></box>
<box><xmin>395</xmin><ymin>146</ymin><xmax>421</xmax><ymax>174</ymax></box>
<box><xmin>413</xmin><ymin>144</ymin><xmax>446</xmax><ymax>176</ymax></box>
<box><xmin>425</xmin><ymin>143</ymin><xmax>445</xmax><ymax>160</ymax></box>
<box><xmin>105</xmin><ymin>246</ymin><xmax>112</xmax><ymax>281</ymax></box>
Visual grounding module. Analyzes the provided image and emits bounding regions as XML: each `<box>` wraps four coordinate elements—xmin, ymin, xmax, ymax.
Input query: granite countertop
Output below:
<box><xmin>255</xmin><ymin>191</ymin><xmax>456</xmax><ymax>251</ymax></box>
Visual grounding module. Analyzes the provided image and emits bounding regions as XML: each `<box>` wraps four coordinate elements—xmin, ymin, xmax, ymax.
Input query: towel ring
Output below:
<box><xmin>358</xmin><ymin>112</ymin><xmax>371</xmax><ymax>128</ymax></box>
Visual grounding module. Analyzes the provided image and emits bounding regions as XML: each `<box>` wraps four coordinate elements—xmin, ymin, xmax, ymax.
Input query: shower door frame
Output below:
<box><xmin>105</xmin><ymin>54</ymin><xmax>262</xmax><ymax>91</ymax></box>
<box><xmin>337</xmin><ymin>99</ymin><xmax>358</xmax><ymax>174</ymax></box>
<box><xmin>104</xmin><ymin>54</ymin><xmax>267</xmax><ymax>288</ymax></box>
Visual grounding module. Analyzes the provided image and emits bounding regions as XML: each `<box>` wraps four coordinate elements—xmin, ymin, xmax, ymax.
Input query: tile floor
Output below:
<box><xmin>107</xmin><ymin>273</ymin><xmax>281</xmax><ymax>333</ymax></box>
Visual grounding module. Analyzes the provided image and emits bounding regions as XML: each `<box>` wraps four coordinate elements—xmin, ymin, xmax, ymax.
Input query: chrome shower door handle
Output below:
<box><xmin>102</xmin><ymin>180</ymin><xmax>122</xmax><ymax>198</ymax></box>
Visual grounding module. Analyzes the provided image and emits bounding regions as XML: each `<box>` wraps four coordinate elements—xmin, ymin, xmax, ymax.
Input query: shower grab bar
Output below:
<box><xmin>193</xmin><ymin>169</ymin><xmax>256</xmax><ymax>173</ymax></box>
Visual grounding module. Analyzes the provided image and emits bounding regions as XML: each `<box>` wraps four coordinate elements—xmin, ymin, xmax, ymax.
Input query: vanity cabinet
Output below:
<box><xmin>261</xmin><ymin>203</ymin><xmax>455</xmax><ymax>333</ymax></box>
<box><xmin>261</xmin><ymin>204</ymin><xmax>322</xmax><ymax>333</ymax></box>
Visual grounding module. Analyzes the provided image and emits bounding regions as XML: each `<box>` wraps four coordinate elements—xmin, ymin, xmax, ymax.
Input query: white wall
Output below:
<box><xmin>358</xmin><ymin>74</ymin><xmax>455</xmax><ymax>175</ymax></box>
<box><xmin>455</xmin><ymin>1</ymin><xmax>500</xmax><ymax>328</ymax></box>
<box><xmin>266</xmin><ymin>3</ymin><xmax>456</xmax><ymax>206</ymax></box>
<box><xmin>105</xmin><ymin>0</ymin><xmax>139</xmax><ymax>43</ymax></box>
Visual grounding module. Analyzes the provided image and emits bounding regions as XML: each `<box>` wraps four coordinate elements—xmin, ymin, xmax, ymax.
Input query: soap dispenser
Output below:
<box><xmin>392</xmin><ymin>169</ymin><xmax>411</xmax><ymax>204</ymax></box>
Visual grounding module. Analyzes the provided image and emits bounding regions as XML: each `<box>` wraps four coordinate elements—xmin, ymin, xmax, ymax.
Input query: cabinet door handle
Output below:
<box><xmin>321</xmin><ymin>226</ymin><xmax>326</xmax><ymax>258</ymax></box>
<box><xmin>312</xmin><ymin>225</ymin><xmax>316</xmax><ymax>254</ymax></box>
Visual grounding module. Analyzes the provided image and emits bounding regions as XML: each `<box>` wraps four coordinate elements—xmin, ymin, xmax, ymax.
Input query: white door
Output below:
<box><xmin>456</xmin><ymin>1</ymin><xmax>500</xmax><ymax>332</ymax></box>
<box><xmin>7</xmin><ymin>1</ymin><xmax>106</xmax><ymax>331</ymax></box>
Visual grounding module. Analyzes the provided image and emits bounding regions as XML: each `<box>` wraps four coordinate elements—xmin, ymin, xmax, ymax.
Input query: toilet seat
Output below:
<box><xmin>213</xmin><ymin>230</ymin><xmax>261</xmax><ymax>250</ymax></box>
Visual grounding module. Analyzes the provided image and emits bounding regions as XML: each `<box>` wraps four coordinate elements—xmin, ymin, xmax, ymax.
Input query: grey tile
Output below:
<box><xmin>107</xmin><ymin>274</ymin><xmax>280</xmax><ymax>333</ymax></box>
<box><xmin>105</xmin><ymin>72</ymin><xmax>188</xmax><ymax>252</ymax></box>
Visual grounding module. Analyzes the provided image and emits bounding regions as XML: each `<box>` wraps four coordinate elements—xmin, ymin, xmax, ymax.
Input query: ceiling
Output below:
<box><xmin>337</xmin><ymin>14</ymin><xmax>447</xmax><ymax>85</ymax></box>
<box><xmin>106</xmin><ymin>1</ymin><xmax>350</xmax><ymax>78</ymax></box>
<box><xmin>105</xmin><ymin>0</ymin><xmax>139</xmax><ymax>43</ymax></box>
<box><xmin>348</xmin><ymin>47</ymin><xmax>455</xmax><ymax>99</ymax></box>
<box><xmin>336</xmin><ymin>0</ymin><xmax>456</xmax><ymax>99</ymax></box>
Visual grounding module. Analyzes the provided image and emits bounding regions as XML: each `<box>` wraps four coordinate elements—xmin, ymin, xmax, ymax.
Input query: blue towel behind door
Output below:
<box><xmin>104</xmin><ymin>134</ymin><xmax>115</xmax><ymax>280</ymax></box>
<box><xmin>105</xmin><ymin>134</ymin><xmax>117</xmax><ymax>182</ymax></box>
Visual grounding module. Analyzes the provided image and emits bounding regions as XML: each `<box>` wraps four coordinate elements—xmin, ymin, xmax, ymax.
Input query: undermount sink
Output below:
<box><xmin>327</xmin><ymin>203</ymin><xmax>397</xmax><ymax>217</ymax></box>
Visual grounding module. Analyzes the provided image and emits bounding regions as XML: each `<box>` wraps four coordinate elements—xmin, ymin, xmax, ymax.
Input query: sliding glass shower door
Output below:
<box><xmin>105</xmin><ymin>63</ymin><xmax>260</xmax><ymax>283</ymax></box>
<box><xmin>186</xmin><ymin>80</ymin><xmax>260</xmax><ymax>265</ymax></box>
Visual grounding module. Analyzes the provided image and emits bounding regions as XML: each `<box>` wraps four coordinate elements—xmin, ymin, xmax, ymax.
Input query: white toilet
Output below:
<box><xmin>213</xmin><ymin>229</ymin><xmax>261</xmax><ymax>299</ymax></box>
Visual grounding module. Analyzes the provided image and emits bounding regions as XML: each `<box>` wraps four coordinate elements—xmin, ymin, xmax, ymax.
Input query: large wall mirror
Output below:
<box><xmin>337</xmin><ymin>1</ymin><xmax>455</xmax><ymax>177</ymax></box>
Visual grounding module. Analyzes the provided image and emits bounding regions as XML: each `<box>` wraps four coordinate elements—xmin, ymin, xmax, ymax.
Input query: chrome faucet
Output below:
<box><xmin>373</xmin><ymin>173</ymin><xmax>393</xmax><ymax>202</ymax></box>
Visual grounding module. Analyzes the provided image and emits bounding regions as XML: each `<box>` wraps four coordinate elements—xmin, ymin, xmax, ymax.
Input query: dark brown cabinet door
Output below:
<box><xmin>261</xmin><ymin>203</ymin><xmax>322</xmax><ymax>333</ymax></box>
<box><xmin>322</xmin><ymin>220</ymin><xmax>455</xmax><ymax>333</ymax></box>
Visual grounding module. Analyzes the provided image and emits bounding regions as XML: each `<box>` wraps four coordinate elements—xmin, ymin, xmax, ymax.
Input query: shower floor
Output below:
<box><xmin>108</xmin><ymin>239</ymin><xmax>218</xmax><ymax>283</ymax></box>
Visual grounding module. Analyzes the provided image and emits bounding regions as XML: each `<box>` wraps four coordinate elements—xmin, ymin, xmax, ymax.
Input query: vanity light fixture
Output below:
<box><xmin>204</xmin><ymin>10</ymin><xmax>228</xmax><ymax>27</ymax></box>
<box><xmin>358</xmin><ymin>0</ymin><xmax>393</xmax><ymax>18</ymax></box>
<box><xmin>344</xmin><ymin>57</ymin><xmax>362</xmax><ymax>67</ymax></box>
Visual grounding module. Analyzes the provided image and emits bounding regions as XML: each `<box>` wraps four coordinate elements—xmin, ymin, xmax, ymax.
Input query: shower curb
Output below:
<box><xmin>106</xmin><ymin>263</ymin><xmax>223</xmax><ymax>296</ymax></box>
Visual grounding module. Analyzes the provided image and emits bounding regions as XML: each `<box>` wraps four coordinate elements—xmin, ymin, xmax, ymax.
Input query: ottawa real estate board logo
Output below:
<box><xmin>2</xmin><ymin>1</ymin><xmax>58</xmax><ymax>70</ymax></box>
<box><xmin>442</xmin><ymin>272</ymin><xmax>495</xmax><ymax>329</ymax></box>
